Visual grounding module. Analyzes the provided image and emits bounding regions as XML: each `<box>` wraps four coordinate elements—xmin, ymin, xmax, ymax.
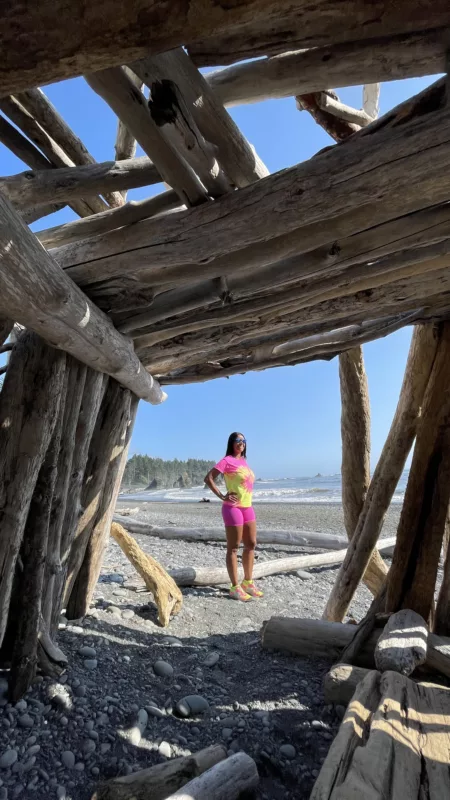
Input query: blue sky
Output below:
<box><xmin>0</xmin><ymin>72</ymin><xmax>439</xmax><ymax>476</ymax></box>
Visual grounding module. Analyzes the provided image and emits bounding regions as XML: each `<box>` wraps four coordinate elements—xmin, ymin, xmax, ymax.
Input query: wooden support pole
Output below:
<box><xmin>85</xmin><ymin>68</ymin><xmax>208</xmax><ymax>207</ymax></box>
<box><xmin>0</xmin><ymin>191</ymin><xmax>165</xmax><ymax>404</ymax></box>
<box><xmin>296</xmin><ymin>93</ymin><xmax>359</xmax><ymax>141</ymax></box>
<box><xmin>436</xmin><ymin>533</ymin><xmax>450</xmax><ymax>636</ymax></box>
<box><xmin>386</xmin><ymin>323</ymin><xmax>450</xmax><ymax>620</ymax></box>
<box><xmin>0</xmin><ymin>333</ymin><xmax>66</xmax><ymax>648</ymax></box>
<box><xmin>66</xmin><ymin>390</ymin><xmax>138</xmax><ymax>619</ymax></box>
<box><xmin>323</xmin><ymin>325</ymin><xmax>440</xmax><ymax>622</ymax></box>
<box><xmin>92</xmin><ymin>744</ymin><xmax>227</xmax><ymax>800</ymax></box>
<box><xmin>339</xmin><ymin>347</ymin><xmax>388</xmax><ymax>596</ymax></box>
<box><xmin>114</xmin><ymin>68</ymin><xmax>143</xmax><ymax>200</ymax></box>
<box><xmin>110</xmin><ymin>523</ymin><xmax>182</xmax><ymax>627</ymax></box>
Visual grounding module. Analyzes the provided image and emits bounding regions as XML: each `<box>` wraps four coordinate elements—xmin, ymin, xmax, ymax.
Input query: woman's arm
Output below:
<box><xmin>204</xmin><ymin>468</ymin><xmax>237</xmax><ymax>503</ymax></box>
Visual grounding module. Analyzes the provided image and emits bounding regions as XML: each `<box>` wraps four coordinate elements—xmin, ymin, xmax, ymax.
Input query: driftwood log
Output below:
<box><xmin>323</xmin><ymin>663</ymin><xmax>372</xmax><ymax>706</ymax></box>
<box><xmin>324</xmin><ymin>324</ymin><xmax>440</xmax><ymax>622</ymax></box>
<box><xmin>311</xmin><ymin>670</ymin><xmax>450</xmax><ymax>799</ymax></box>
<box><xmin>110</xmin><ymin>523</ymin><xmax>182</xmax><ymax>626</ymax></box>
<box><xmin>374</xmin><ymin>609</ymin><xmax>428</xmax><ymax>675</ymax></box>
<box><xmin>387</xmin><ymin>323</ymin><xmax>450</xmax><ymax>620</ymax></box>
<box><xmin>163</xmin><ymin>752</ymin><xmax>258</xmax><ymax>800</ymax></box>
<box><xmin>92</xmin><ymin>744</ymin><xmax>227</xmax><ymax>800</ymax></box>
<box><xmin>261</xmin><ymin>617</ymin><xmax>450</xmax><ymax>679</ymax></box>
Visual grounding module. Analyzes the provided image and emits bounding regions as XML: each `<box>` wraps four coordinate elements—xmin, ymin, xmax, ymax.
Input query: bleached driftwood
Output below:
<box><xmin>261</xmin><ymin>616</ymin><xmax>450</xmax><ymax>678</ymax></box>
<box><xmin>0</xmin><ymin>191</ymin><xmax>165</xmax><ymax>404</ymax></box>
<box><xmin>310</xmin><ymin>670</ymin><xmax>450</xmax><ymax>799</ymax></box>
<box><xmin>323</xmin><ymin>663</ymin><xmax>370</xmax><ymax>706</ymax></box>
<box><xmin>163</xmin><ymin>752</ymin><xmax>258</xmax><ymax>800</ymax></box>
<box><xmin>92</xmin><ymin>744</ymin><xmax>227</xmax><ymax>800</ymax></box>
<box><xmin>374</xmin><ymin>609</ymin><xmax>428</xmax><ymax>675</ymax></box>
<box><xmin>111</xmin><ymin>523</ymin><xmax>182</xmax><ymax>627</ymax></box>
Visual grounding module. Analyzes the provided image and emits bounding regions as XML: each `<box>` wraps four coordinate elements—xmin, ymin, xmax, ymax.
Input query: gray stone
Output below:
<box><xmin>18</xmin><ymin>715</ymin><xmax>34</xmax><ymax>729</ymax></box>
<box><xmin>222</xmin><ymin>728</ymin><xmax>233</xmax><ymax>739</ymax></box>
<box><xmin>280</xmin><ymin>744</ymin><xmax>296</xmax><ymax>760</ymax></box>
<box><xmin>161</xmin><ymin>637</ymin><xmax>182</xmax><ymax>647</ymax></box>
<box><xmin>82</xmin><ymin>739</ymin><xmax>96</xmax><ymax>756</ymax></box>
<box><xmin>297</xmin><ymin>570</ymin><xmax>313</xmax><ymax>580</ymax></box>
<box><xmin>0</xmin><ymin>750</ymin><xmax>18</xmax><ymax>769</ymax></box>
<box><xmin>158</xmin><ymin>741</ymin><xmax>172</xmax><ymax>758</ymax></box>
<box><xmin>153</xmin><ymin>661</ymin><xmax>174</xmax><ymax>679</ymax></box>
<box><xmin>78</xmin><ymin>646</ymin><xmax>96</xmax><ymax>659</ymax></box>
<box><xmin>100</xmin><ymin>744</ymin><xmax>111</xmax><ymax>755</ymax></box>
<box><xmin>121</xmin><ymin>610</ymin><xmax>134</xmax><ymax>620</ymax></box>
<box><xmin>74</xmin><ymin>685</ymin><xmax>86</xmax><ymax>698</ymax></box>
<box><xmin>84</xmin><ymin>659</ymin><xmax>98</xmax><ymax>671</ymax></box>
<box><xmin>312</xmin><ymin>720</ymin><xmax>323</xmax><ymax>729</ymax></box>
<box><xmin>175</xmin><ymin>695</ymin><xmax>209</xmax><ymax>718</ymax></box>
<box><xmin>106</xmin><ymin>606</ymin><xmax>121</xmax><ymax>616</ymax></box>
<box><xmin>56</xmin><ymin>787</ymin><xmax>67</xmax><ymax>800</ymax></box>
<box><xmin>61</xmin><ymin>751</ymin><xmax>75</xmax><ymax>769</ymax></box>
<box><xmin>203</xmin><ymin>652</ymin><xmax>220</xmax><ymax>668</ymax></box>
<box><xmin>27</xmin><ymin>746</ymin><xmax>40</xmax><ymax>757</ymax></box>
<box><xmin>14</xmin><ymin>701</ymin><xmax>27</xmax><ymax>713</ymax></box>
<box><xmin>146</xmin><ymin>705</ymin><xmax>165</xmax><ymax>719</ymax></box>
<box><xmin>0</xmin><ymin>789</ymin><xmax>7</xmax><ymax>800</ymax></box>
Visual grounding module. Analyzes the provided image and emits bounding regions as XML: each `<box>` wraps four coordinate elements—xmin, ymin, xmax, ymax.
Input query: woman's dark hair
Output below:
<box><xmin>226</xmin><ymin>431</ymin><xmax>247</xmax><ymax>458</ymax></box>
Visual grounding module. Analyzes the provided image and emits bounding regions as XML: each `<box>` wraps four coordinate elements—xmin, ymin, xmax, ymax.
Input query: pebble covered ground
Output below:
<box><xmin>0</xmin><ymin>502</ymin><xmax>415</xmax><ymax>800</ymax></box>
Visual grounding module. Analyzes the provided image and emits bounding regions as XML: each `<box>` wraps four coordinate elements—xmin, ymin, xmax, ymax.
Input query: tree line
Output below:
<box><xmin>121</xmin><ymin>453</ymin><xmax>216</xmax><ymax>489</ymax></box>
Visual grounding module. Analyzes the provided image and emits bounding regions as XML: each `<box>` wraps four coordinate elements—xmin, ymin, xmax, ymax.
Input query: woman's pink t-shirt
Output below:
<box><xmin>214</xmin><ymin>455</ymin><xmax>255</xmax><ymax>508</ymax></box>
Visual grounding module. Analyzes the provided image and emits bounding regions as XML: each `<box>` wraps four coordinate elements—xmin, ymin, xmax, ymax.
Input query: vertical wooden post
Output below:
<box><xmin>339</xmin><ymin>347</ymin><xmax>387</xmax><ymax>596</ymax></box>
<box><xmin>323</xmin><ymin>325</ymin><xmax>439</xmax><ymax>622</ymax></box>
<box><xmin>386</xmin><ymin>323</ymin><xmax>450</xmax><ymax>620</ymax></box>
<box><xmin>65</xmin><ymin>384</ymin><xmax>138</xmax><ymax>618</ymax></box>
<box><xmin>0</xmin><ymin>332</ymin><xmax>66</xmax><ymax>647</ymax></box>
<box><xmin>436</xmin><ymin>523</ymin><xmax>450</xmax><ymax>635</ymax></box>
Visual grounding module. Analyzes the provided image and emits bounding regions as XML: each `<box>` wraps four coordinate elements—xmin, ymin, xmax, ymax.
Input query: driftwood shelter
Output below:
<box><xmin>2</xmin><ymin>1</ymin><xmax>450</xmax><ymax>797</ymax></box>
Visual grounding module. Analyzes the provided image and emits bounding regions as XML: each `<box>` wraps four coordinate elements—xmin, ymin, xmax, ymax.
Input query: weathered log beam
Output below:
<box><xmin>0</xmin><ymin>192</ymin><xmax>165</xmax><ymax>404</ymax></box>
<box><xmin>0</xmin><ymin>333</ymin><xmax>66</xmax><ymax>648</ymax></box>
<box><xmin>0</xmin><ymin>157</ymin><xmax>161</xmax><ymax>211</ymax></box>
<box><xmin>131</xmin><ymin>48</ymin><xmax>269</xmax><ymax>188</ymax></box>
<box><xmin>0</xmin><ymin>95</ymin><xmax>108</xmax><ymax>216</ymax></box>
<box><xmin>374</xmin><ymin>609</ymin><xmax>428</xmax><ymax>675</ymax></box>
<box><xmin>207</xmin><ymin>31</ymin><xmax>446</xmax><ymax>106</ymax></box>
<box><xmin>111</xmin><ymin>522</ymin><xmax>182</xmax><ymax>627</ymax></box>
<box><xmin>296</xmin><ymin>92</ymin><xmax>360</xmax><ymax>142</ymax></box>
<box><xmin>323</xmin><ymin>663</ymin><xmax>371</xmax><ymax>707</ymax></box>
<box><xmin>311</xmin><ymin>670</ymin><xmax>450</xmax><ymax>799</ymax></box>
<box><xmin>92</xmin><ymin>745</ymin><xmax>227</xmax><ymax>800</ymax></box>
<box><xmin>38</xmin><ymin>191</ymin><xmax>181</xmax><ymax>250</ymax></box>
<box><xmin>55</xmin><ymin>80</ymin><xmax>450</xmax><ymax>289</ymax></box>
<box><xmin>386</xmin><ymin>322</ymin><xmax>450</xmax><ymax>621</ymax></box>
<box><xmin>85</xmin><ymin>69</ymin><xmax>208</xmax><ymax>207</ymax></box>
<box><xmin>323</xmin><ymin>326</ymin><xmax>440</xmax><ymax>622</ymax></box>
<box><xmin>261</xmin><ymin>616</ymin><xmax>450</xmax><ymax>679</ymax></box>
<box><xmin>114</xmin><ymin>68</ymin><xmax>143</xmax><ymax>201</ymax></box>
<box><xmin>3</xmin><ymin>1</ymin><xmax>450</xmax><ymax>96</ymax></box>
<box><xmin>17</xmin><ymin>88</ymin><xmax>123</xmax><ymax>208</ymax></box>
<box><xmin>162</xmin><ymin>752</ymin><xmax>258</xmax><ymax>800</ymax></box>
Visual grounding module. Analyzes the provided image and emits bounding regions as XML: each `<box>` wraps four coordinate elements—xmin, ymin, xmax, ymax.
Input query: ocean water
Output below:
<box><xmin>120</xmin><ymin>471</ymin><xmax>409</xmax><ymax>505</ymax></box>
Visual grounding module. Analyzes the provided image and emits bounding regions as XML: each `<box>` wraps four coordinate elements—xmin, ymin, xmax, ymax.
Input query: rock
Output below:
<box><xmin>0</xmin><ymin>750</ymin><xmax>18</xmax><ymax>769</ymax></box>
<box><xmin>0</xmin><ymin>788</ymin><xmax>7</xmax><ymax>800</ymax></box>
<box><xmin>297</xmin><ymin>570</ymin><xmax>313</xmax><ymax>580</ymax></box>
<box><xmin>106</xmin><ymin>606</ymin><xmax>122</xmax><ymax>616</ymax></box>
<box><xmin>56</xmin><ymin>787</ymin><xmax>67</xmax><ymax>800</ymax></box>
<box><xmin>153</xmin><ymin>661</ymin><xmax>174</xmax><ymax>678</ymax></box>
<box><xmin>15</xmin><ymin>700</ymin><xmax>27</xmax><ymax>713</ymax></box>
<box><xmin>61</xmin><ymin>751</ymin><xmax>75</xmax><ymax>769</ymax></box>
<box><xmin>74</xmin><ymin>685</ymin><xmax>86</xmax><ymax>698</ymax></box>
<box><xmin>82</xmin><ymin>739</ymin><xmax>96</xmax><ymax>756</ymax></box>
<box><xmin>146</xmin><ymin>705</ymin><xmax>165</xmax><ymax>719</ymax></box>
<box><xmin>175</xmin><ymin>695</ymin><xmax>210</xmax><ymax>718</ymax></box>
<box><xmin>127</xmin><ymin>709</ymin><xmax>148</xmax><ymax>746</ymax></box>
<box><xmin>203</xmin><ymin>652</ymin><xmax>220</xmax><ymax>668</ymax></box>
<box><xmin>158</xmin><ymin>741</ymin><xmax>172</xmax><ymax>758</ymax></box>
<box><xmin>280</xmin><ymin>744</ymin><xmax>296</xmax><ymax>760</ymax></box>
<box><xmin>312</xmin><ymin>720</ymin><xmax>323</xmax><ymax>729</ymax></box>
<box><xmin>84</xmin><ymin>659</ymin><xmax>98</xmax><ymax>671</ymax></box>
<box><xmin>27</xmin><ymin>746</ymin><xmax>40</xmax><ymax>757</ymax></box>
<box><xmin>121</xmin><ymin>610</ymin><xmax>134</xmax><ymax>620</ymax></box>
<box><xmin>222</xmin><ymin>728</ymin><xmax>233</xmax><ymax>739</ymax></box>
<box><xmin>18</xmin><ymin>715</ymin><xmax>34</xmax><ymax>729</ymax></box>
<box><xmin>161</xmin><ymin>637</ymin><xmax>182</xmax><ymax>647</ymax></box>
<box><xmin>78</xmin><ymin>646</ymin><xmax>96</xmax><ymax>659</ymax></box>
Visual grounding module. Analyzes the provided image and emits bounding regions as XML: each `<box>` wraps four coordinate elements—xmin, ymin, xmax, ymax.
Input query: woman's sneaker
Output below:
<box><xmin>230</xmin><ymin>584</ymin><xmax>251</xmax><ymax>602</ymax></box>
<box><xmin>241</xmin><ymin>580</ymin><xmax>264</xmax><ymax>598</ymax></box>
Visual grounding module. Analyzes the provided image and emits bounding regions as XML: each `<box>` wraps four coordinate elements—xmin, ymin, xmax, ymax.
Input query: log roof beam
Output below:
<box><xmin>2</xmin><ymin>2</ymin><xmax>450</xmax><ymax>97</ymax></box>
<box><xmin>0</xmin><ymin>191</ymin><xmax>165</xmax><ymax>404</ymax></box>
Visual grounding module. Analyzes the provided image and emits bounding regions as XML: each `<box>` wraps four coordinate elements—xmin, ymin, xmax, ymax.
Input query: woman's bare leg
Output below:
<box><xmin>225</xmin><ymin>525</ymin><xmax>243</xmax><ymax>585</ymax></box>
<box><xmin>242</xmin><ymin>521</ymin><xmax>257</xmax><ymax>581</ymax></box>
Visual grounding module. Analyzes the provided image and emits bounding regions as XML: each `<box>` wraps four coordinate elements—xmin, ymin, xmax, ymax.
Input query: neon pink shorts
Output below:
<box><xmin>222</xmin><ymin>504</ymin><xmax>256</xmax><ymax>526</ymax></box>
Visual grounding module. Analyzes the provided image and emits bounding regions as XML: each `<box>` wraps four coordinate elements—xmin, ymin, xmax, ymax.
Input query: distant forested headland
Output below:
<box><xmin>121</xmin><ymin>454</ymin><xmax>216</xmax><ymax>490</ymax></box>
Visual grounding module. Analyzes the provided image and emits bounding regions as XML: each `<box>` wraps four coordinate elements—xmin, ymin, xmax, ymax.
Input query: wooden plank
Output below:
<box><xmin>3</xmin><ymin>1</ymin><xmax>450</xmax><ymax>96</ymax></box>
<box><xmin>0</xmin><ymin>191</ymin><xmax>165</xmax><ymax>404</ymax></box>
<box><xmin>310</xmin><ymin>670</ymin><xmax>450</xmax><ymax>799</ymax></box>
<box><xmin>17</xmin><ymin>88</ymin><xmax>123</xmax><ymax>208</ymax></box>
<box><xmin>0</xmin><ymin>157</ymin><xmax>161</xmax><ymax>211</ymax></box>
<box><xmin>207</xmin><ymin>31</ymin><xmax>445</xmax><ymax>106</ymax></box>
<box><xmin>85</xmin><ymin>68</ymin><xmax>208</xmax><ymax>207</ymax></box>
<box><xmin>53</xmin><ymin>81</ymin><xmax>450</xmax><ymax>289</ymax></box>
<box><xmin>131</xmin><ymin>48</ymin><xmax>269</xmax><ymax>188</ymax></box>
<box><xmin>323</xmin><ymin>326</ymin><xmax>439</xmax><ymax>622</ymax></box>
<box><xmin>37</xmin><ymin>191</ymin><xmax>181</xmax><ymax>249</ymax></box>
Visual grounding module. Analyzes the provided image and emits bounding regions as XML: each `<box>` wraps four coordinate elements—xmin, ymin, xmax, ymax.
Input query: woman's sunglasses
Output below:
<box><xmin>234</xmin><ymin>438</ymin><xmax>246</xmax><ymax>444</ymax></box>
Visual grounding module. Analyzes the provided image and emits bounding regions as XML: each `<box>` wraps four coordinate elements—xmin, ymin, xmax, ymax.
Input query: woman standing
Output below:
<box><xmin>204</xmin><ymin>433</ymin><xmax>264</xmax><ymax>602</ymax></box>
